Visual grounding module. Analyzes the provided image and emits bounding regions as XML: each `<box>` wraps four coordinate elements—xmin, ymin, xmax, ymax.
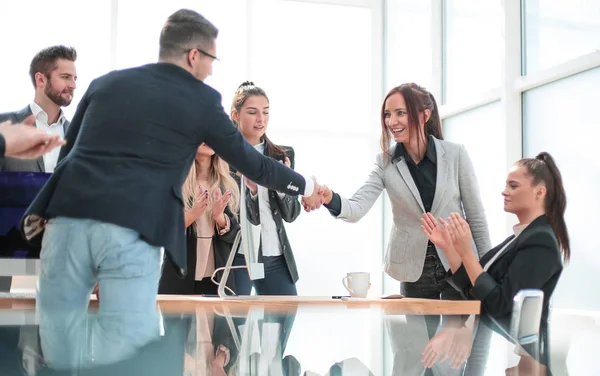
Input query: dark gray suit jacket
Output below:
<box><xmin>232</xmin><ymin>146</ymin><xmax>302</xmax><ymax>283</ymax></box>
<box><xmin>0</xmin><ymin>105</ymin><xmax>70</xmax><ymax>172</ymax></box>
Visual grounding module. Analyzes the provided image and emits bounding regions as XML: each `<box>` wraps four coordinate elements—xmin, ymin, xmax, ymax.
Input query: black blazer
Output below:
<box><xmin>20</xmin><ymin>63</ymin><xmax>307</xmax><ymax>278</ymax></box>
<box><xmin>158</xmin><ymin>207</ymin><xmax>240</xmax><ymax>294</ymax></box>
<box><xmin>232</xmin><ymin>145</ymin><xmax>302</xmax><ymax>283</ymax></box>
<box><xmin>0</xmin><ymin>105</ymin><xmax>70</xmax><ymax>172</ymax></box>
<box><xmin>449</xmin><ymin>215</ymin><xmax>563</xmax><ymax>324</ymax></box>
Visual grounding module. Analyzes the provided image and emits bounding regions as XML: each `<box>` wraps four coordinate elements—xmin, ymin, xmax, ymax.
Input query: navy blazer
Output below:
<box><xmin>20</xmin><ymin>63</ymin><xmax>307</xmax><ymax>277</ymax></box>
<box><xmin>450</xmin><ymin>215</ymin><xmax>563</xmax><ymax>325</ymax></box>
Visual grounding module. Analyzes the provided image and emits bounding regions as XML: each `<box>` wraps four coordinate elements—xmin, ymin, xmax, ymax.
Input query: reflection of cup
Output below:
<box><xmin>342</xmin><ymin>272</ymin><xmax>371</xmax><ymax>298</ymax></box>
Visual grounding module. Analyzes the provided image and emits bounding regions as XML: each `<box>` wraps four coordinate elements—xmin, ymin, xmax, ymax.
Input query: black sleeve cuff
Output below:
<box><xmin>0</xmin><ymin>134</ymin><xmax>5</xmax><ymax>157</ymax></box>
<box><xmin>324</xmin><ymin>191</ymin><xmax>342</xmax><ymax>217</ymax></box>
<box><xmin>471</xmin><ymin>272</ymin><xmax>497</xmax><ymax>301</ymax></box>
<box><xmin>448</xmin><ymin>264</ymin><xmax>471</xmax><ymax>292</ymax></box>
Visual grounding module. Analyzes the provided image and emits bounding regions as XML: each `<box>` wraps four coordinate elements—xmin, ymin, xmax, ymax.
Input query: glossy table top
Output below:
<box><xmin>0</xmin><ymin>294</ymin><xmax>596</xmax><ymax>375</ymax></box>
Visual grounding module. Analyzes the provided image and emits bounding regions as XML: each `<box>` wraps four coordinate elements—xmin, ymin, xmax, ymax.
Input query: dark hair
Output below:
<box><xmin>517</xmin><ymin>152</ymin><xmax>570</xmax><ymax>262</ymax></box>
<box><xmin>231</xmin><ymin>81</ymin><xmax>287</xmax><ymax>160</ymax></box>
<box><xmin>380</xmin><ymin>83</ymin><xmax>442</xmax><ymax>160</ymax></box>
<box><xmin>29</xmin><ymin>45</ymin><xmax>77</xmax><ymax>88</ymax></box>
<box><xmin>159</xmin><ymin>9</ymin><xmax>219</xmax><ymax>60</ymax></box>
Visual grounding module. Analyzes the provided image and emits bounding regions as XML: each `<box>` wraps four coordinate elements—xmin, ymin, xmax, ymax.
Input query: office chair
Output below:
<box><xmin>510</xmin><ymin>289</ymin><xmax>544</xmax><ymax>346</ymax></box>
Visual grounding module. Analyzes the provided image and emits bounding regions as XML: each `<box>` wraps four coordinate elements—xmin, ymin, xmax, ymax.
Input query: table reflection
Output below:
<box><xmin>0</xmin><ymin>297</ymin><xmax>582</xmax><ymax>375</ymax></box>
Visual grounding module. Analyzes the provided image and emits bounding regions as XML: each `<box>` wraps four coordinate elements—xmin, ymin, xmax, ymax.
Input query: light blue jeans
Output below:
<box><xmin>37</xmin><ymin>217</ymin><xmax>164</xmax><ymax>370</ymax></box>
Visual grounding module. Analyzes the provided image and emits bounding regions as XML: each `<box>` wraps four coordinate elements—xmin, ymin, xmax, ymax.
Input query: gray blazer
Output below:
<box><xmin>0</xmin><ymin>105</ymin><xmax>69</xmax><ymax>172</ymax></box>
<box><xmin>336</xmin><ymin>137</ymin><xmax>491</xmax><ymax>282</ymax></box>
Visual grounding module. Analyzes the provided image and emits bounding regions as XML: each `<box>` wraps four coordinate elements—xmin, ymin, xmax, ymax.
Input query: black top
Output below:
<box><xmin>20</xmin><ymin>63</ymin><xmax>307</xmax><ymax>277</ymax></box>
<box><xmin>326</xmin><ymin>135</ymin><xmax>437</xmax><ymax>215</ymax></box>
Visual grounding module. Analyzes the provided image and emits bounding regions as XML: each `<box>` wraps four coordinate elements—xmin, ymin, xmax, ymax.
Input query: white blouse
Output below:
<box><xmin>483</xmin><ymin>223</ymin><xmax>530</xmax><ymax>272</ymax></box>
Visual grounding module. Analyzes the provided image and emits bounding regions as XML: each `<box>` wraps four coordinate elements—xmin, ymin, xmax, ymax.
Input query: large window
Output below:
<box><xmin>115</xmin><ymin>1</ymin><xmax>246</xmax><ymax>108</ymax></box>
<box><xmin>0</xmin><ymin>0</ymin><xmax>112</xmax><ymax>118</ymax></box>
<box><xmin>443</xmin><ymin>0</ymin><xmax>502</xmax><ymax>103</ymax></box>
<box><xmin>523</xmin><ymin>67</ymin><xmax>600</xmax><ymax>310</ymax></box>
<box><xmin>246</xmin><ymin>1</ymin><xmax>382</xmax><ymax>370</ymax></box>
<box><xmin>248</xmin><ymin>0</ymin><xmax>381</xmax><ymax>295</ymax></box>
<box><xmin>385</xmin><ymin>0</ymin><xmax>433</xmax><ymax>91</ymax></box>
<box><xmin>443</xmin><ymin>102</ymin><xmax>509</xmax><ymax>246</ymax></box>
<box><xmin>522</xmin><ymin>0</ymin><xmax>600</xmax><ymax>74</ymax></box>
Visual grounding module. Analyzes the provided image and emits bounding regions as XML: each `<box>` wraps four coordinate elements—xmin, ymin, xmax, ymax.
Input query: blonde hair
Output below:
<box><xmin>182</xmin><ymin>153</ymin><xmax>240</xmax><ymax>232</ymax></box>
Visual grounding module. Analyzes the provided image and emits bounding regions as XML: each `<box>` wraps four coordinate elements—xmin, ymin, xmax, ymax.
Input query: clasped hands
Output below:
<box><xmin>243</xmin><ymin>174</ymin><xmax>332</xmax><ymax>212</ymax></box>
<box><xmin>301</xmin><ymin>177</ymin><xmax>332</xmax><ymax>212</ymax></box>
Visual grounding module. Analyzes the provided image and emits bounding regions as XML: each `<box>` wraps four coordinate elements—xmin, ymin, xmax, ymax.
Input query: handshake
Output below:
<box><xmin>244</xmin><ymin>175</ymin><xmax>331</xmax><ymax>212</ymax></box>
<box><xmin>301</xmin><ymin>177</ymin><xmax>332</xmax><ymax>212</ymax></box>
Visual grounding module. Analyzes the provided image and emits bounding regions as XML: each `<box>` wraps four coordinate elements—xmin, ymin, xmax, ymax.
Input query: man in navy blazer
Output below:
<box><xmin>23</xmin><ymin>9</ymin><xmax>322</xmax><ymax>315</ymax></box>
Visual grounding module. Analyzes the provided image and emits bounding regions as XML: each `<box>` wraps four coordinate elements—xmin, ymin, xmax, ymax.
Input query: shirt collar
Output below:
<box><xmin>393</xmin><ymin>135</ymin><xmax>437</xmax><ymax>164</ymax></box>
<box><xmin>30</xmin><ymin>101</ymin><xmax>66</xmax><ymax>126</ymax></box>
<box><xmin>253</xmin><ymin>140</ymin><xmax>266</xmax><ymax>152</ymax></box>
<box><xmin>513</xmin><ymin>223</ymin><xmax>530</xmax><ymax>236</ymax></box>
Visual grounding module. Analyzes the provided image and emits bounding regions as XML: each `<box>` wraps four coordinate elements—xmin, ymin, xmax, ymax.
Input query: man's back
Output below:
<box><xmin>53</xmin><ymin>63</ymin><xmax>206</xmax><ymax>214</ymax></box>
<box><xmin>37</xmin><ymin>64</ymin><xmax>213</xmax><ymax>271</ymax></box>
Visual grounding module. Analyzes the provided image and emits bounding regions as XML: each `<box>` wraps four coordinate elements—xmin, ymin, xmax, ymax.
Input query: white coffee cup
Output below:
<box><xmin>342</xmin><ymin>272</ymin><xmax>371</xmax><ymax>298</ymax></box>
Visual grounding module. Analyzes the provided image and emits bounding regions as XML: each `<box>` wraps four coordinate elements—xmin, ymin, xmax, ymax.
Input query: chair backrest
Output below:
<box><xmin>510</xmin><ymin>289</ymin><xmax>545</xmax><ymax>345</ymax></box>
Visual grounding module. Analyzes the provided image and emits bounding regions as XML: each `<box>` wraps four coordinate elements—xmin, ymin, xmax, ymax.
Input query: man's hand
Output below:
<box><xmin>243</xmin><ymin>176</ymin><xmax>258</xmax><ymax>195</ymax></box>
<box><xmin>302</xmin><ymin>182</ymin><xmax>333</xmax><ymax>212</ymax></box>
<box><xmin>1</xmin><ymin>115</ymin><xmax>65</xmax><ymax>159</ymax></box>
<box><xmin>301</xmin><ymin>177</ymin><xmax>325</xmax><ymax>212</ymax></box>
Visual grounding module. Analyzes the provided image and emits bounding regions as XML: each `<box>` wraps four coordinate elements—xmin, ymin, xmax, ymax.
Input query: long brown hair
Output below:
<box><xmin>380</xmin><ymin>83</ymin><xmax>442</xmax><ymax>162</ymax></box>
<box><xmin>517</xmin><ymin>152</ymin><xmax>570</xmax><ymax>262</ymax></box>
<box><xmin>182</xmin><ymin>153</ymin><xmax>240</xmax><ymax>233</ymax></box>
<box><xmin>231</xmin><ymin>81</ymin><xmax>287</xmax><ymax>160</ymax></box>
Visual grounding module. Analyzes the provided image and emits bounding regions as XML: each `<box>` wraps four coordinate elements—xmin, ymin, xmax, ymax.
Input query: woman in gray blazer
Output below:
<box><xmin>316</xmin><ymin>83</ymin><xmax>492</xmax><ymax>372</ymax></box>
<box><xmin>318</xmin><ymin>83</ymin><xmax>491</xmax><ymax>297</ymax></box>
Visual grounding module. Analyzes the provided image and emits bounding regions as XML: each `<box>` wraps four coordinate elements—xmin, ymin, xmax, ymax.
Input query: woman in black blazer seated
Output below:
<box><xmin>421</xmin><ymin>151</ymin><xmax>569</xmax><ymax>330</ymax></box>
<box><xmin>159</xmin><ymin>143</ymin><xmax>241</xmax><ymax>295</ymax></box>
<box><xmin>229</xmin><ymin>82</ymin><xmax>302</xmax><ymax>296</ymax></box>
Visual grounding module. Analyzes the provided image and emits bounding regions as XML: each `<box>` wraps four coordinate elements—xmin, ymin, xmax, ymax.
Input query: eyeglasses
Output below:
<box><xmin>186</xmin><ymin>47</ymin><xmax>220</xmax><ymax>62</ymax></box>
